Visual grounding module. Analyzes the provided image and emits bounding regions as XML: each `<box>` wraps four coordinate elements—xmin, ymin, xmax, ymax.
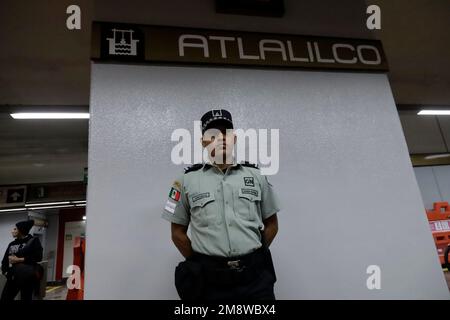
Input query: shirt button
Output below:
<box><xmin>225</xmin><ymin>201</ymin><xmax>229</xmax><ymax>205</ymax></box>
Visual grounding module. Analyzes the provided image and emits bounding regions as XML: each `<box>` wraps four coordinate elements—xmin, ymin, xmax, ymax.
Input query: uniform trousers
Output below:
<box><xmin>186</xmin><ymin>247</ymin><xmax>276</xmax><ymax>300</ymax></box>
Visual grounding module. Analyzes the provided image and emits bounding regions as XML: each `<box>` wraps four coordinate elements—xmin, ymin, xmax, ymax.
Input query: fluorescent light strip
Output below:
<box><xmin>26</xmin><ymin>201</ymin><xmax>71</xmax><ymax>207</ymax></box>
<box><xmin>424</xmin><ymin>154</ymin><xmax>450</xmax><ymax>160</ymax></box>
<box><xmin>3</xmin><ymin>200</ymin><xmax>88</xmax><ymax>213</ymax></box>
<box><xmin>418</xmin><ymin>110</ymin><xmax>450</xmax><ymax>115</ymax></box>
<box><xmin>10</xmin><ymin>113</ymin><xmax>90</xmax><ymax>119</ymax></box>
<box><xmin>29</xmin><ymin>204</ymin><xmax>76</xmax><ymax>210</ymax></box>
<box><xmin>0</xmin><ymin>208</ymin><xmax>28</xmax><ymax>213</ymax></box>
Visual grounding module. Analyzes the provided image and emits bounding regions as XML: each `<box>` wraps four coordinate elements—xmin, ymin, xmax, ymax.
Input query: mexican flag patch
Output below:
<box><xmin>169</xmin><ymin>187</ymin><xmax>181</xmax><ymax>201</ymax></box>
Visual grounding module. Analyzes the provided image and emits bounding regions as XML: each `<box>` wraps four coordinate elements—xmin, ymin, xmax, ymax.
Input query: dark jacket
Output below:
<box><xmin>1</xmin><ymin>235</ymin><xmax>43</xmax><ymax>277</ymax></box>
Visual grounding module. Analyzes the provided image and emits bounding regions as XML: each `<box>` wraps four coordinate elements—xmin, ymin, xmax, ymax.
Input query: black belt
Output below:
<box><xmin>190</xmin><ymin>248</ymin><xmax>268</xmax><ymax>286</ymax></box>
<box><xmin>191</xmin><ymin>247</ymin><xmax>266</xmax><ymax>270</ymax></box>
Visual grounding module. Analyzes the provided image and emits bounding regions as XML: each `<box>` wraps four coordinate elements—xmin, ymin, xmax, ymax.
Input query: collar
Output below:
<box><xmin>203</xmin><ymin>158</ymin><xmax>240</xmax><ymax>171</ymax></box>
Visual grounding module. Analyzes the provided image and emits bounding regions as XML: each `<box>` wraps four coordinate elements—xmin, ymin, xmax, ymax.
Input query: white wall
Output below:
<box><xmin>44</xmin><ymin>213</ymin><xmax>59</xmax><ymax>282</ymax></box>
<box><xmin>86</xmin><ymin>64</ymin><xmax>449</xmax><ymax>299</ymax></box>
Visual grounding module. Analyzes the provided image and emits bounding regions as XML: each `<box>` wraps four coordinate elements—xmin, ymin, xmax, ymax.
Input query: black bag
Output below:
<box><xmin>174</xmin><ymin>259</ymin><xmax>204</xmax><ymax>300</ymax></box>
<box><xmin>11</xmin><ymin>263</ymin><xmax>36</xmax><ymax>286</ymax></box>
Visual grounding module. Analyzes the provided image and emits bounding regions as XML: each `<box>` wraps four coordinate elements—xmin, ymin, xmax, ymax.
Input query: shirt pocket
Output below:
<box><xmin>189</xmin><ymin>192</ymin><xmax>216</xmax><ymax>227</ymax></box>
<box><xmin>236</xmin><ymin>188</ymin><xmax>262</xmax><ymax>221</ymax></box>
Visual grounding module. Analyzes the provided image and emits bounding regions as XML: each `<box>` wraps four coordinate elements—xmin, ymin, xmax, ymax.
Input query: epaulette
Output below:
<box><xmin>184</xmin><ymin>163</ymin><xmax>203</xmax><ymax>174</ymax></box>
<box><xmin>240</xmin><ymin>161</ymin><xmax>259</xmax><ymax>169</ymax></box>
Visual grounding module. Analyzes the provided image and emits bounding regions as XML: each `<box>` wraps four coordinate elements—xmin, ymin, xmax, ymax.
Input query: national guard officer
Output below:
<box><xmin>162</xmin><ymin>109</ymin><xmax>281</xmax><ymax>300</ymax></box>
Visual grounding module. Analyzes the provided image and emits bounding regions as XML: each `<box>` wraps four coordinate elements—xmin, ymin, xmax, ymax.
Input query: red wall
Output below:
<box><xmin>55</xmin><ymin>208</ymin><xmax>85</xmax><ymax>281</ymax></box>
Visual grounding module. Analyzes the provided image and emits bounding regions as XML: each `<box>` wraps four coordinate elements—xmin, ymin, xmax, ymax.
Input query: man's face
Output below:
<box><xmin>202</xmin><ymin>125</ymin><xmax>236</xmax><ymax>164</ymax></box>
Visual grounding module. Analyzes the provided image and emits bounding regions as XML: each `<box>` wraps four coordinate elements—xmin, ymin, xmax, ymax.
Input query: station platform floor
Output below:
<box><xmin>44</xmin><ymin>285</ymin><xmax>67</xmax><ymax>300</ymax></box>
<box><xmin>42</xmin><ymin>271</ymin><xmax>450</xmax><ymax>300</ymax></box>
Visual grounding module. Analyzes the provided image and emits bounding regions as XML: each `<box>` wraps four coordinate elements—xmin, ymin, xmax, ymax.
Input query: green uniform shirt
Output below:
<box><xmin>162</xmin><ymin>162</ymin><xmax>281</xmax><ymax>257</ymax></box>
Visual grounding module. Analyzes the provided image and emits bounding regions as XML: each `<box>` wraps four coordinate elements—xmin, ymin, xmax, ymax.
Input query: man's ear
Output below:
<box><xmin>201</xmin><ymin>136</ymin><xmax>208</xmax><ymax>148</ymax></box>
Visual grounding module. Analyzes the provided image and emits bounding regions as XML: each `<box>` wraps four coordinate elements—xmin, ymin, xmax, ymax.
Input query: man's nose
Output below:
<box><xmin>216</xmin><ymin>131</ymin><xmax>225</xmax><ymax>141</ymax></box>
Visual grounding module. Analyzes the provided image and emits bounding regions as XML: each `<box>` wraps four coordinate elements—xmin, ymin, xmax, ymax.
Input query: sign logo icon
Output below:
<box><xmin>1</xmin><ymin>186</ymin><xmax>27</xmax><ymax>208</ymax></box>
<box><xmin>6</xmin><ymin>188</ymin><xmax>25</xmax><ymax>203</ymax></box>
<box><xmin>107</xmin><ymin>28</ymin><xmax>140</xmax><ymax>56</ymax></box>
<box><xmin>101</xmin><ymin>25</ymin><xmax>145</xmax><ymax>60</ymax></box>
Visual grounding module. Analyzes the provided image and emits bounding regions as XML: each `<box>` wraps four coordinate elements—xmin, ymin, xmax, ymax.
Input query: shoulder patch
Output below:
<box><xmin>184</xmin><ymin>163</ymin><xmax>203</xmax><ymax>174</ymax></box>
<box><xmin>172</xmin><ymin>180</ymin><xmax>182</xmax><ymax>191</ymax></box>
<box><xmin>240</xmin><ymin>161</ymin><xmax>259</xmax><ymax>169</ymax></box>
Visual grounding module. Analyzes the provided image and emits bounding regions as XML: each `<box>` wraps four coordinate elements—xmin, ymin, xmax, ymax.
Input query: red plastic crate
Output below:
<box><xmin>426</xmin><ymin>202</ymin><xmax>450</xmax><ymax>266</ymax></box>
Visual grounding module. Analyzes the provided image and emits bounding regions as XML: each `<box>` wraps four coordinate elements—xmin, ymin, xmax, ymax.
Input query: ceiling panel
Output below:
<box><xmin>398</xmin><ymin>110</ymin><xmax>447</xmax><ymax>154</ymax></box>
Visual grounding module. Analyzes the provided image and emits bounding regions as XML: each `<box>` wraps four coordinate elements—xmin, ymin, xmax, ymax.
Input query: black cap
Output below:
<box><xmin>200</xmin><ymin>109</ymin><xmax>233</xmax><ymax>134</ymax></box>
<box><xmin>16</xmin><ymin>220</ymin><xmax>34</xmax><ymax>235</ymax></box>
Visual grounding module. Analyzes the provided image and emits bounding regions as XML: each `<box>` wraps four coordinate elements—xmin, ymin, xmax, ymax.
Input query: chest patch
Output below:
<box><xmin>192</xmin><ymin>192</ymin><xmax>210</xmax><ymax>202</ymax></box>
<box><xmin>244</xmin><ymin>177</ymin><xmax>254</xmax><ymax>187</ymax></box>
<box><xmin>241</xmin><ymin>188</ymin><xmax>259</xmax><ymax>197</ymax></box>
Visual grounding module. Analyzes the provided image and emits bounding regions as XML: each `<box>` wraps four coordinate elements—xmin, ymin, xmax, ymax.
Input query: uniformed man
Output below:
<box><xmin>162</xmin><ymin>109</ymin><xmax>280</xmax><ymax>300</ymax></box>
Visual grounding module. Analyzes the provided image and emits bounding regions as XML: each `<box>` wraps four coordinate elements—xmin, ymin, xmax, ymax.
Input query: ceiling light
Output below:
<box><xmin>417</xmin><ymin>110</ymin><xmax>450</xmax><ymax>115</ymax></box>
<box><xmin>26</xmin><ymin>201</ymin><xmax>71</xmax><ymax>207</ymax></box>
<box><xmin>0</xmin><ymin>208</ymin><xmax>28</xmax><ymax>213</ymax></box>
<box><xmin>1</xmin><ymin>199</ymin><xmax>87</xmax><ymax>214</ymax></box>
<box><xmin>29</xmin><ymin>204</ymin><xmax>76</xmax><ymax>210</ymax></box>
<box><xmin>424</xmin><ymin>154</ymin><xmax>450</xmax><ymax>160</ymax></box>
<box><xmin>10</xmin><ymin>113</ymin><xmax>90</xmax><ymax>119</ymax></box>
<box><xmin>32</xmin><ymin>163</ymin><xmax>45</xmax><ymax>167</ymax></box>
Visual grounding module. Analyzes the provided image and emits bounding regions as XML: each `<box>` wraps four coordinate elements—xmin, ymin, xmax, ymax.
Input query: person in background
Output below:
<box><xmin>1</xmin><ymin>219</ymin><xmax>43</xmax><ymax>301</ymax></box>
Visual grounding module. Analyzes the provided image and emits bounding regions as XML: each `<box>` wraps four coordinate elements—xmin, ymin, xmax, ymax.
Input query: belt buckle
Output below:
<box><xmin>227</xmin><ymin>260</ymin><xmax>241</xmax><ymax>270</ymax></box>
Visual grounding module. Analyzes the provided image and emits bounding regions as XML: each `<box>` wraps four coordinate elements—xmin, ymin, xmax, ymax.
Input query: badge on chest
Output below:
<box><xmin>244</xmin><ymin>177</ymin><xmax>254</xmax><ymax>187</ymax></box>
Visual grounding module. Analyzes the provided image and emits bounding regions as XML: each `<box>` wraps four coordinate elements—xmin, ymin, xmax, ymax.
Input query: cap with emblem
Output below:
<box><xmin>200</xmin><ymin>109</ymin><xmax>233</xmax><ymax>134</ymax></box>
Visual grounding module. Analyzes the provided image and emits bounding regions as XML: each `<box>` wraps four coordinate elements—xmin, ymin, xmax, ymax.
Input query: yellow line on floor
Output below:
<box><xmin>46</xmin><ymin>286</ymin><xmax>63</xmax><ymax>293</ymax></box>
